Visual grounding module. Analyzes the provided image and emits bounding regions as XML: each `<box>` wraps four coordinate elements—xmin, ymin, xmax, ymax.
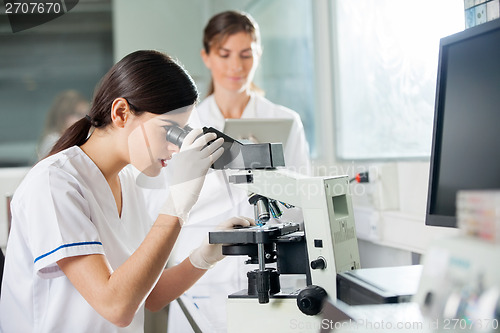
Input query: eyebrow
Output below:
<box><xmin>219</xmin><ymin>47</ymin><xmax>253</xmax><ymax>53</ymax></box>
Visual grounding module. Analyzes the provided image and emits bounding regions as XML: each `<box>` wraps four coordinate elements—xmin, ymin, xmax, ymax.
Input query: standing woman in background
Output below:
<box><xmin>162</xmin><ymin>10</ymin><xmax>312</xmax><ymax>332</ymax></box>
<box><xmin>0</xmin><ymin>50</ymin><xmax>254</xmax><ymax>333</ymax></box>
<box><xmin>193</xmin><ymin>10</ymin><xmax>311</xmax><ymax>173</ymax></box>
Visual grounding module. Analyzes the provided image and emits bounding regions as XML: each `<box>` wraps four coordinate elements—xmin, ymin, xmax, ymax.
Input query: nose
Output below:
<box><xmin>229</xmin><ymin>55</ymin><xmax>243</xmax><ymax>72</ymax></box>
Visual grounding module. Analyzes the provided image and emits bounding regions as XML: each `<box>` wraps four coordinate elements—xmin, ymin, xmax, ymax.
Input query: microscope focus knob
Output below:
<box><xmin>310</xmin><ymin>257</ymin><xmax>326</xmax><ymax>270</ymax></box>
<box><xmin>297</xmin><ymin>285</ymin><xmax>328</xmax><ymax>316</ymax></box>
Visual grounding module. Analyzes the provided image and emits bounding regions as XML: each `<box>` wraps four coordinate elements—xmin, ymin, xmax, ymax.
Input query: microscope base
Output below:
<box><xmin>226</xmin><ymin>296</ymin><xmax>322</xmax><ymax>333</ymax></box>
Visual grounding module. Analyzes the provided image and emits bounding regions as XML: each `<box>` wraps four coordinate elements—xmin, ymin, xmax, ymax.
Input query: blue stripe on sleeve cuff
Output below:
<box><xmin>34</xmin><ymin>241</ymin><xmax>103</xmax><ymax>263</ymax></box>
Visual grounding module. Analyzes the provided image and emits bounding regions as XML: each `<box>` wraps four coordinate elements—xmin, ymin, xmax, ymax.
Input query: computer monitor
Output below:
<box><xmin>425</xmin><ymin>18</ymin><xmax>500</xmax><ymax>228</ymax></box>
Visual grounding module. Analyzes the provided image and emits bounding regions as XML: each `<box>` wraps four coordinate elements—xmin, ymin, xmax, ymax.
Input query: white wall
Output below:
<box><xmin>112</xmin><ymin>0</ymin><xmax>209</xmax><ymax>92</ymax></box>
<box><xmin>349</xmin><ymin>161</ymin><xmax>459</xmax><ymax>256</ymax></box>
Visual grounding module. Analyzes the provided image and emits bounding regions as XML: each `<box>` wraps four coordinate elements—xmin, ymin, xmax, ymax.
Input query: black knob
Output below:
<box><xmin>297</xmin><ymin>285</ymin><xmax>328</xmax><ymax>316</ymax></box>
<box><xmin>256</xmin><ymin>269</ymin><xmax>270</xmax><ymax>304</ymax></box>
<box><xmin>310</xmin><ymin>257</ymin><xmax>326</xmax><ymax>270</ymax></box>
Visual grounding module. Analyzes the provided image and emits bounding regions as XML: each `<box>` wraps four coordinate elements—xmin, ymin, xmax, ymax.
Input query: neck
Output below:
<box><xmin>213</xmin><ymin>88</ymin><xmax>251</xmax><ymax>119</ymax></box>
<box><xmin>80</xmin><ymin>129</ymin><xmax>127</xmax><ymax>182</ymax></box>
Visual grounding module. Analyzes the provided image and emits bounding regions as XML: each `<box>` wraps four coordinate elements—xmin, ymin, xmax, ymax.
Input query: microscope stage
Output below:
<box><xmin>209</xmin><ymin>222</ymin><xmax>300</xmax><ymax>245</ymax></box>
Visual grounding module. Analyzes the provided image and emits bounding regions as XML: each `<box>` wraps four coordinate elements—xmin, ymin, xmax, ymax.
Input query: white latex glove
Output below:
<box><xmin>159</xmin><ymin>128</ymin><xmax>224</xmax><ymax>225</ymax></box>
<box><xmin>189</xmin><ymin>216</ymin><xmax>256</xmax><ymax>270</ymax></box>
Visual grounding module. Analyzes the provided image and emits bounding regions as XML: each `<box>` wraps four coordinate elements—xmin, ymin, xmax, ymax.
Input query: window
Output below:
<box><xmin>333</xmin><ymin>0</ymin><xmax>464</xmax><ymax>160</ymax></box>
<box><xmin>0</xmin><ymin>2</ymin><xmax>113</xmax><ymax>166</ymax></box>
<box><xmin>248</xmin><ymin>0</ymin><xmax>317</xmax><ymax>155</ymax></box>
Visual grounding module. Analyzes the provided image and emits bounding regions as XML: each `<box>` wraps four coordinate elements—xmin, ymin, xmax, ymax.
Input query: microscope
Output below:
<box><xmin>188</xmin><ymin>127</ymin><xmax>362</xmax><ymax>332</ymax></box>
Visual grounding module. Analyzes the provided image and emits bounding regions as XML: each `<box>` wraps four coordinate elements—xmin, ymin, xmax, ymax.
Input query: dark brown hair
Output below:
<box><xmin>47</xmin><ymin>50</ymin><xmax>198</xmax><ymax>157</ymax></box>
<box><xmin>203</xmin><ymin>10</ymin><xmax>262</xmax><ymax>96</ymax></box>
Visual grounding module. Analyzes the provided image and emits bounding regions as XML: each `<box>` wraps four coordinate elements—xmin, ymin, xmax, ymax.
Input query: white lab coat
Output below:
<box><xmin>163</xmin><ymin>93</ymin><xmax>312</xmax><ymax>332</ymax></box>
<box><xmin>0</xmin><ymin>146</ymin><xmax>152</xmax><ymax>333</ymax></box>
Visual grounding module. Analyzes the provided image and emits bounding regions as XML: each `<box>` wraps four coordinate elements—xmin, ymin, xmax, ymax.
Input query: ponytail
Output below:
<box><xmin>45</xmin><ymin>117</ymin><xmax>92</xmax><ymax>158</ymax></box>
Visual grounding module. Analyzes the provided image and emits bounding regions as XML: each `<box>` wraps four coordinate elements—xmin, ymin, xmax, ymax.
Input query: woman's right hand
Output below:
<box><xmin>159</xmin><ymin>128</ymin><xmax>224</xmax><ymax>225</ymax></box>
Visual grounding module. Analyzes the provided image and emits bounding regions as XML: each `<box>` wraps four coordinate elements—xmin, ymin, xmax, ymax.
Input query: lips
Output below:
<box><xmin>160</xmin><ymin>159</ymin><xmax>168</xmax><ymax>167</ymax></box>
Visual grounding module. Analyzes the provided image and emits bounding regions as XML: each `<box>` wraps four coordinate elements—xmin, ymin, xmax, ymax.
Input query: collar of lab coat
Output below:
<box><xmin>189</xmin><ymin>93</ymin><xmax>257</xmax><ymax>130</ymax></box>
<box><xmin>208</xmin><ymin>92</ymin><xmax>257</xmax><ymax>121</ymax></box>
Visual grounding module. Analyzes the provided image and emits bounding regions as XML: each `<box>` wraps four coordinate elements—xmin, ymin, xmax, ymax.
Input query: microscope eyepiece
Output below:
<box><xmin>165</xmin><ymin>125</ymin><xmax>193</xmax><ymax>148</ymax></box>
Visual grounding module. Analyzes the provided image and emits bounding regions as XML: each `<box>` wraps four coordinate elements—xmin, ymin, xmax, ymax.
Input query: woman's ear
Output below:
<box><xmin>111</xmin><ymin>98</ymin><xmax>130</xmax><ymax>128</ymax></box>
<box><xmin>200</xmin><ymin>49</ymin><xmax>211</xmax><ymax>69</ymax></box>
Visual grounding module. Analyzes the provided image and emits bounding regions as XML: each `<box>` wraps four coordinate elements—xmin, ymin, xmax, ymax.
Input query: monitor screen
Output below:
<box><xmin>426</xmin><ymin>19</ymin><xmax>500</xmax><ymax>228</ymax></box>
